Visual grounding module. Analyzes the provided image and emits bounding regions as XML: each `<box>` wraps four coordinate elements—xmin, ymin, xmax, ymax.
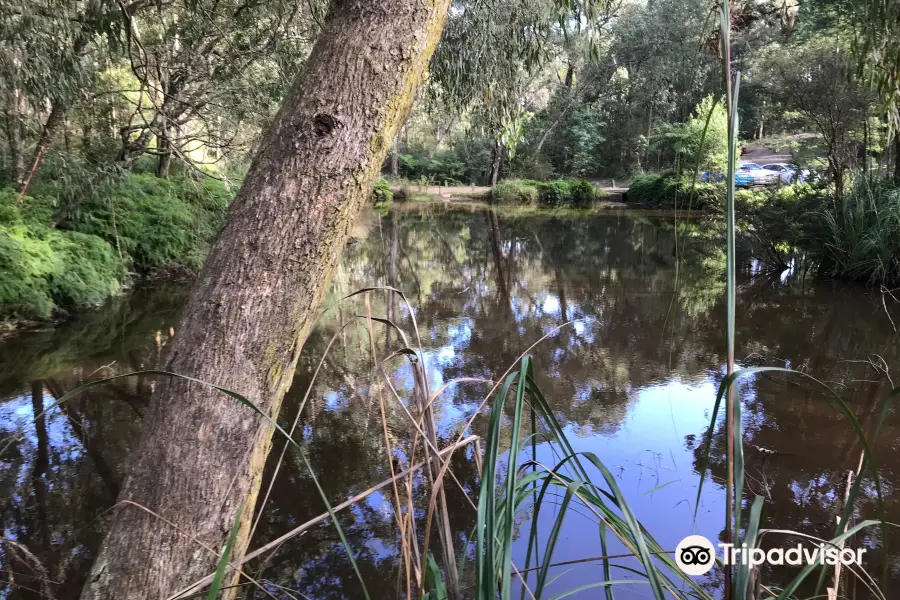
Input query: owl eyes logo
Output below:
<box><xmin>675</xmin><ymin>535</ymin><xmax>716</xmax><ymax>576</ymax></box>
<box><xmin>679</xmin><ymin>546</ymin><xmax>712</xmax><ymax>566</ymax></box>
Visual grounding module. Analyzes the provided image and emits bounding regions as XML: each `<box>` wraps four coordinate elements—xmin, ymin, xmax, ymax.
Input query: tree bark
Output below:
<box><xmin>156</xmin><ymin>120</ymin><xmax>173</xmax><ymax>178</ymax></box>
<box><xmin>489</xmin><ymin>139</ymin><xmax>502</xmax><ymax>186</ymax></box>
<box><xmin>17</xmin><ymin>102</ymin><xmax>65</xmax><ymax>199</ymax></box>
<box><xmin>80</xmin><ymin>0</ymin><xmax>450</xmax><ymax>599</ymax></box>
<box><xmin>4</xmin><ymin>87</ymin><xmax>25</xmax><ymax>186</ymax></box>
<box><xmin>390</xmin><ymin>136</ymin><xmax>399</xmax><ymax>175</ymax></box>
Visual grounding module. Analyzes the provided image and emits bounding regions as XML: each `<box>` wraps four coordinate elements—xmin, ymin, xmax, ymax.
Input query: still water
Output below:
<box><xmin>1</xmin><ymin>205</ymin><xmax>898</xmax><ymax>599</ymax></box>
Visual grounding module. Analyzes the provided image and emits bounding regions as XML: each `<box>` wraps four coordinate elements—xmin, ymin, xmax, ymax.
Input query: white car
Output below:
<box><xmin>761</xmin><ymin>163</ymin><xmax>809</xmax><ymax>184</ymax></box>
<box><xmin>737</xmin><ymin>162</ymin><xmax>780</xmax><ymax>187</ymax></box>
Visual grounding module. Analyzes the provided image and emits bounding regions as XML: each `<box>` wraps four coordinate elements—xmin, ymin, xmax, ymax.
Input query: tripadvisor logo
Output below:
<box><xmin>674</xmin><ymin>535</ymin><xmax>867</xmax><ymax>577</ymax></box>
<box><xmin>675</xmin><ymin>535</ymin><xmax>716</xmax><ymax>576</ymax></box>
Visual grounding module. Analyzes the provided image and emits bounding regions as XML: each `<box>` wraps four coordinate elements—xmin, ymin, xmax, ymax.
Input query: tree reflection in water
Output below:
<box><xmin>1</xmin><ymin>207</ymin><xmax>898</xmax><ymax>598</ymax></box>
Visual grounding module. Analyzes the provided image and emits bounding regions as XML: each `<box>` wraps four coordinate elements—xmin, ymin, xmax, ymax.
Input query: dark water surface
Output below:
<box><xmin>2</xmin><ymin>205</ymin><xmax>898</xmax><ymax>599</ymax></box>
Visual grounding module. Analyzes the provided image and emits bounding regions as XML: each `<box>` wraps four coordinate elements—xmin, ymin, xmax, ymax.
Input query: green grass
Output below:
<box><xmin>821</xmin><ymin>177</ymin><xmax>900</xmax><ymax>284</ymax></box>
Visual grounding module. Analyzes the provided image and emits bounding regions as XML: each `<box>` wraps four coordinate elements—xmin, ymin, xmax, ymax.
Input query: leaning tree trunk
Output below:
<box><xmin>4</xmin><ymin>87</ymin><xmax>25</xmax><ymax>187</ymax></box>
<box><xmin>80</xmin><ymin>0</ymin><xmax>450</xmax><ymax>598</ymax></box>
<box><xmin>17</xmin><ymin>102</ymin><xmax>65</xmax><ymax>199</ymax></box>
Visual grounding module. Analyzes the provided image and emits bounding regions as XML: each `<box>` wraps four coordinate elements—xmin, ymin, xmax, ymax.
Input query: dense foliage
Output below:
<box><xmin>0</xmin><ymin>175</ymin><xmax>231</xmax><ymax>321</ymax></box>
<box><xmin>491</xmin><ymin>179</ymin><xmax>605</xmax><ymax>207</ymax></box>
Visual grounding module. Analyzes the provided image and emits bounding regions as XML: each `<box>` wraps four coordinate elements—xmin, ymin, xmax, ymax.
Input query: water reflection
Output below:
<box><xmin>1</xmin><ymin>206</ymin><xmax>898</xmax><ymax>599</ymax></box>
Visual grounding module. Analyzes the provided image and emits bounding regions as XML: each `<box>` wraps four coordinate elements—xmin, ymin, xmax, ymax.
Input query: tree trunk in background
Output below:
<box><xmin>489</xmin><ymin>140</ymin><xmax>502</xmax><ymax>186</ymax></box>
<box><xmin>17</xmin><ymin>102</ymin><xmax>65</xmax><ymax>199</ymax></box>
<box><xmin>390</xmin><ymin>136</ymin><xmax>399</xmax><ymax>175</ymax></box>
<box><xmin>80</xmin><ymin>0</ymin><xmax>449</xmax><ymax>598</ymax></box>
<box><xmin>156</xmin><ymin>121</ymin><xmax>173</xmax><ymax>178</ymax></box>
<box><xmin>895</xmin><ymin>133</ymin><xmax>900</xmax><ymax>185</ymax></box>
<box><xmin>5</xmin><ymin>87</ymin><xmax>25</xmax><ymax>186</ymax></box>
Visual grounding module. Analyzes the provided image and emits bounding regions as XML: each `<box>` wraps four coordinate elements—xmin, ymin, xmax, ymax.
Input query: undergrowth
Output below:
<box><xmin>0</xmin><ymin>174</ymin><xmax>232</xmax><ymax>323</ymax></box>
<box><xmin>628</xmin><ymin>172</ymin><xmax>724</xmax><ymax>210</ymax></box>
<box><xmin>491</xmin><ymin>178</ymin><xmax>606</xmax><ymax>208</ymax></box>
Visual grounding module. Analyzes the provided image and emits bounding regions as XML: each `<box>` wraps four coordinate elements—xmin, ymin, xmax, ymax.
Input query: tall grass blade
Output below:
<box><xmin>476</xmin><ymin>370</ymin><xmax>517</xmax><ymax>597</ymax></box>
<box><xmin>423</xmin><ymin>553</ymin><xmax>449</xmax><ymax>600</ymax></box>
<box><xmin>598</xmin><ymin>521</ymin><xmax>615</xmax><ymax>600</ymax></box>
<box><xmin>534</xmin><ymin>480</ymin><xmax>583</xmax><ymax>598</ymax></box>
<box><xmin>735</xmin><ymin>495</ymin><xmax>764</xmax><ymax>599</ymax></box>
<box><xmin>207</xmin><ymin>503</ymin><xmax>244</xmax><ymax>600</ymax></box>
<box><xmin>499</xmin><ymin>357</ymin><xmax>531</xmax><ymax>597</ymax></box>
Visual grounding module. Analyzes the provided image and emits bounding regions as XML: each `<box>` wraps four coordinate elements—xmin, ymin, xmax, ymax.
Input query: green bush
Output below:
<box><xmin>627</xmin><ymin>172</ymin><xmax>723</xmax><ymax>209</ymax></box>
<box><xmin>492</xmin><ymin>178</ymin><xmax>604</xmax><ymax>208</ymax></box>
<box><xmin>64</xmin><ymin>174</ymin><xmax>231</xmax><ymax>274</ymax></box>
<box><xmin>0</xmin><ymin>189</ymin><xmax>125</xmax><ymax>320</ymax></box>
<box><xmin>0</xmin><ymin>173</ymin><xmax>233</xmax><ymax>323</ymax></box>
<box><xmin>372</xmin><ymin>178</ymin><xmax>393</xmax><ymax>209</ymax></box>
<box><xmin>567</xmin><ymin>179</ymin><xmax>601</xmax><ymax>207</ymax></box>
<box><xmin>535</xmin><ymin>179</ymin><xmax>571</xmax><ymax>207</ymax></box>
<box><xmin>492</xmin><ymin>180</ymin><xmax>540</xmax><ymax>205</ymax></box>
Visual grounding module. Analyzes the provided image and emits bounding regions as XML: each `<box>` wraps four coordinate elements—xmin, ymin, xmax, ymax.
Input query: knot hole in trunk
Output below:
<box><xmin>313</xmin><ymin>113</ymin><xmax>339</xmax><ymax>137</ymax></box>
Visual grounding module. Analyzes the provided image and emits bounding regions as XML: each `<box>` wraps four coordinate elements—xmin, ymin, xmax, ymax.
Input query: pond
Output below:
<box><xmin>1</xmin><ymin>205</ymin><xmax>898</xmax><ymax>599</ymax></box>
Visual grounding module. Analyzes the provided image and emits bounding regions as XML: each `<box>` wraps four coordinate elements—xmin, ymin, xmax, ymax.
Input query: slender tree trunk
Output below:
<box><xmin>390</xmin><ymin>136</ymin><xmax>399</xmax><ymax>175</ymax></box>
<box><xmin>17</xmin><ymin>102</ymin><xmax>65</xmax><ymax>199</ymax></box>
<box><xmin>156</xmin><ymin>121</ymin><xmax>173</xmax><ymax>178</ymax></box>
<box><xmin>894</xmin><ymin>133</ymin><xmax>900</xmax><ymax>185</ymax></box>
<box><xmin>428</xmin><ymin>115</ymin><xmax>457</xmax><ymax>157</ymax></box>
<box><xmin>82</xmin><ymin>122</ymin><xmax>93</xmax><ymax>159</ymax></box>
<box><xmin>5</xmin><ymin>87</ymin><xmax>25</xmax><ymax>186</ymax></box>
<box><xmin>80</xmin><ymin>1</ymin><xmax>450</xmax><ymax>598</ymax></box>
<box><xmin>489</xmin><ymin>140</ymin><xmax>502</xmax><ymax>186</ymax></box>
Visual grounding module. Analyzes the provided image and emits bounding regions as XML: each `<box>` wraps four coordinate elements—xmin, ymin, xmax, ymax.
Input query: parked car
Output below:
<box><xmin>736</xmin><ymin>162</ymin><xmax>779</xmax><ymax>187</ymax></box>
<box><xmin>761</xmin><ymin>163</ymin><xmax>809</xmax><ymax>184</ymax></box>
<box><xmin>699</xmin><ymin>171</ymin><xmax>724</xmax><ymax>183</ymax></box>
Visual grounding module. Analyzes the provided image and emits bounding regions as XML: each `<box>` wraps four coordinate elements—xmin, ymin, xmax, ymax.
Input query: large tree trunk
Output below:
<box><xmin>80</xmin><ymin>1</ymin><xmax>450</xmax><ymax>598</ymax></box>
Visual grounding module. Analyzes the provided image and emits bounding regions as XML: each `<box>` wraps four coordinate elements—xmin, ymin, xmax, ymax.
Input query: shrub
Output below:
<box><xmin>372</xmin><ymin>178</ymin><xmax>393</xmax><ymax>209</ymax></box>
<box><xmin>492</xmin><ymin>179</ymin><xmax>539</xmax><ymax>205</ymax></box>
<box><xmin>567</xmin><ymin>179</ymin><xmax>601</xmax><ymax>207</ymax></box>
<box><xmin>493</xmin><ymin>178</ymin><xmax>604</xmax><ymax>208</ymax></box>
<box><xmin>0</xmin><ymin>191</ymin><xmax>125</xmax><ymax>321</ymax></box>
<box><xmin>0</xmin><ymin>172</ymin><xmax>234</xmax><ymax>323</ymax></box>
<box><xmin>627</xmin><ymin>172</ymin><xmax>723</xmax><ymax>209</ymax></box>
<box><xmin>536</xmin><ymin>179</ymin><xmax>571</xmax><ymax>207</ymax></box>
<box><xmin>395</xmin><ymin>180</ymin><xmax>411</xmax><ymax>202</ymax></box>
<box><xmin>64</xmin><ymin>174</ymin><xmax>231</xmax><ymax>274</ymax></box>
<box><xmin>821</xmin><ymin>177</ymin><xmax>900</xmax><ymax>284</ymax></box>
